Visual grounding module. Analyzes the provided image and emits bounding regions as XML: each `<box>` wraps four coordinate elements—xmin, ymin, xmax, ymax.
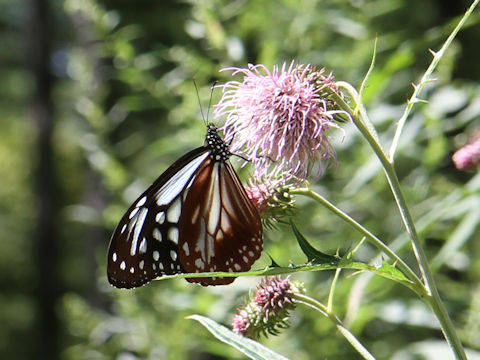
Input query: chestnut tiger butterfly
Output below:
<box><xmin>107</xmin><ymin>124</ymin><xmax>263</xmax><ymax>288</ymax></box>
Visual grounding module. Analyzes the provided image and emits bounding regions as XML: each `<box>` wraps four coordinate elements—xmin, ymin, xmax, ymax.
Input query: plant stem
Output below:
<box><xmin>331</xmin><ymin>90</ymin><xmax>467</xmax><ymax>359</ymax></box>
<box><xmin>327</xmin><ymin>2</ymin><xmax>480</xmax><ymax>355</ymax></box>
<box><xmin>389</xmin><ymin>0</ymin><xmax>480</xmax><ymax>159</ymax></box>
<box><xmin>290</xmin><ymin>187</ymin><xmax>423</xmax><ymax>291</ymax></box>
<box><xmin>295</xmin><ymin>294</ymin><xmax>377</xmax><ymax>360</ymax></box>
<box><xmin>327</xmin><ymin>268</ymin><xmax>341</xmax><ymax>313</ymax></box>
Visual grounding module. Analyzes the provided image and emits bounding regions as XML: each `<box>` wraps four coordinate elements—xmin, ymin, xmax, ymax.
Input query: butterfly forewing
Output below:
<box><xmin>107</xmin><ymin>148</ymin><xmax>209</xmax><ymax>288</ymax></box>
<box><xmin>107</xmin><ymin>124</ymin><xmax>263</xmax><ymax>288</ymax></box>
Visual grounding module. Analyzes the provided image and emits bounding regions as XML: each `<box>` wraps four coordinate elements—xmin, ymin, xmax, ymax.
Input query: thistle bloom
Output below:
<box><xmin>232</xmin><ymin>276</ymin><xmax>299</xmax><ymax>338</ymax></box>
<box><xmin>452</xmin><ymin>131</ymin><xmax>480</xmax><ymax>171</ymax></box>
<box><xmin>253</xmin><ymin>276</ymin><xmax>295</xmax><ymax>321</ymax></box>
<box><xmin>244</xmin><ymin>174</ymin><xmax>295</xmax><ymax>226</ymax></box>
<box><xmin>215</xmin><ymin>62</ymin><xmax>343</xmax><ymax>182</ymax></box>
<box><xmin>232</xmin><ymin>304</ymin><xmax>260</xmax><ymax>337</ymax></box>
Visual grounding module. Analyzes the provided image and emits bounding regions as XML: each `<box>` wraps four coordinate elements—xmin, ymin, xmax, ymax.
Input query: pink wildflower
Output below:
<box><xmin>232</xmin><ymin>308</ymin><xmax>253</xmax><ymax>337</ymax></box>
<box><xmin>453</xmin><ymin>132</ymin><xmax>480</xmax><ymax>171</ymax></box>
<box><xmin>245</xmin><ymin>182</ymin><xmax>271</xmax><ymax>213</ymax></box>
<box><xmin>253</xmin><ymin>276</ymin><xmax>295</xmax><ymax>321</ymax></box>
<box><xmin>244</xmin><ymin>175</ymin><xmax>294</xmax><ymax>226</ymax></box>
<box><xmin>215</xmin><ymin>62</ymin><xmax>343</xmax><ymax>181</ymax></box>
<box><xmin>232</xmin><ymin>276</ymin><xmax>299</xmax><ymax>338</ymax></box>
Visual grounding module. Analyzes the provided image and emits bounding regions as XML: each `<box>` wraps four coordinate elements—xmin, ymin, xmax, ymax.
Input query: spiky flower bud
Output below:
<box><xmin>244</xmin><ymin>175</ymin><xmax>295</xmax><ymax>227</ymax></box>
<box><xmin>232</xmin><ymin>276</ymin><xmax>303</xmax><ymax>338</ymax></box>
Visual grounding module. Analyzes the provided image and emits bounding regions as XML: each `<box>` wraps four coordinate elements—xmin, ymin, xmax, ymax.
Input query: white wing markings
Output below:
<box><xmin>155</xmin><ymin>152</ymin><xmax>208</xmax><ymax>206</ymax></box>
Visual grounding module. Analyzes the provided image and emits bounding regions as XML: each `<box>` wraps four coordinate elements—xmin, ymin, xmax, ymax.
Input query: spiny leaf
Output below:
<box><xmin>157</xmin><ymin>259</ymin><xmax>418</xmax><ymax>294</ymax></box>
<box><xmin>291</xmin><ymin>222</ymin><xmax>338</xmax><ymax>265</ymax></box>
<box><xmin>268</xmin><ymin>254</ymin><xmax>282</xmax><ymax>268</ymax></box>
<box><xmin>374</xmin><ymin>260</ymin><xmax>410</xmax><ymax>283</ymax></box>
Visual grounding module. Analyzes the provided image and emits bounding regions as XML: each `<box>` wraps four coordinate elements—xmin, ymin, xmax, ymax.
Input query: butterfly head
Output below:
<box><xmin>205</xmin><ymin>124</ymin><xmax>231</xmax><ymax>163</ymax></box>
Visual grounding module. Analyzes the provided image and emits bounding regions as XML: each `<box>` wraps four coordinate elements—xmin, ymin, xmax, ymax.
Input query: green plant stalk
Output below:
<box><xmin>331</xmin><ymin>93</ymin><xmax>467</xmax><ymax>359</ymax></box>
<box><xmin>327</xmin><ymin>2</ymin><xmax>480</xmax><ymax>355</ymax></box>
<box><xmin>290</xmin><ymin>187</ymin><xmax>423</xmax><ymax>292</ymax></box>
<box><xmin>387</xmin><ymin>4</ymin><xmax>477</xmax><ymax>355</ymax></box>
<box><xmin>389</xmin><ymin>0</ymin><xmax>480</xmax><ymax>159</ymax></box>
<box><xmin>295</xmin><ymin>294</ymin><xmax>376</xmax><ymax>360</ymax></box>
<box><xmin>327</xmin><ymin>268</ymin><xmax>342</xmax><ymax>313</ymax></box>
<box><xmin>385</xmin><ymin>148</ymin><xmax>467</xmax><ymax>360</ymax></box>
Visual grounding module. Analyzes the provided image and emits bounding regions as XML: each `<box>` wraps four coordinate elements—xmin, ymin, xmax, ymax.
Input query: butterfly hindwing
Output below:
<box><xmin>178</xmin><ymin>159</ymin><xmax>263</xmax><ymax>285</ymax></box>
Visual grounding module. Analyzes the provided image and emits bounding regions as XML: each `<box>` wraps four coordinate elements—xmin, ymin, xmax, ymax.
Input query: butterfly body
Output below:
<box><xmin>107</xmin><ymin>125</ymin><xmax>263</xmax><ymax>288</ymax></box>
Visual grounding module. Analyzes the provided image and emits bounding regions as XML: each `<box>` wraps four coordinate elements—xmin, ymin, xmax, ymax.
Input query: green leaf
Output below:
<box><xmin>189</xmin><ymin>315</ymin><xmax>290</xmax><ymax>360</ymax></box>
<box><xmin>268</xmin><ymin>254</ymin><xmax>282</xmax><ymax>268</ymax></box>
<box><xmin>374</xmin><ymin>260</ymin><xmax>411</xmax><ymax>283</ymax></box>
<box><xmin>157</xmin><ymin>260</ymin><xmax>418</xmax><ymax>294</ymax></box>
<box><xmin>291</xmin><ymin>222</ymin><xmax>339</xmax><ymax>265</ymax></box>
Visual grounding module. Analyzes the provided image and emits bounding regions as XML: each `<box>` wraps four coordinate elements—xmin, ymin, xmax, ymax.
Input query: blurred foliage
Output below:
<box><xmin>2</xmin><ymin>0</ymin><xmax>480</xmax><ymax>359</ymax></box>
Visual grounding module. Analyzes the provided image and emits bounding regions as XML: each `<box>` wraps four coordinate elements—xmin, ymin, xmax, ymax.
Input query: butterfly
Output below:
<box><xmin>107</xmin><ymin>124</ymin><xmax>263</xmax><ymax>288</ymax></box>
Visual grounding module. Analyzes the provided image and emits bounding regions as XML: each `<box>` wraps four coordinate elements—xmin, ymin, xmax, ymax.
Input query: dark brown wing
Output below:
<box><xmin>107</xmin><ymin>148</ymin><xmax>209</xmax><ymax>289</ymax></box>
<box><xmin>178</xmin><ymin>158</ymin><xmax>263</xmax><ymax>285</ymax></box>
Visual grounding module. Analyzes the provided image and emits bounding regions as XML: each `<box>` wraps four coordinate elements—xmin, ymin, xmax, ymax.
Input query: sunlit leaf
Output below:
<box><xmin>291</xmin><ymin>222</ymin><xmax>339</xmax><ymax>265</ymax></box>
<box><xmin>189</xmin><ymin>315</ymin><xmax>290</xmax><ymax>360</ymax></box>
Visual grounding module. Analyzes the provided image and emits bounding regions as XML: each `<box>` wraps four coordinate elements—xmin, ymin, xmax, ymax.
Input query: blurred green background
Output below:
<box><xmin>2</xmin><ymin>0</ymin><xmax>480</xmax><ymax>359</ymax></box>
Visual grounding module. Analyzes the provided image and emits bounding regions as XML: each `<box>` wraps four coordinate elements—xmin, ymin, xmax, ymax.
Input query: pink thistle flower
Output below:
<box><xmin>244</xmin><ymin>175</ymin><xmax>295</xmax><ymax>227</ymax></box>
<box><xmin>232</xmin><ymin>276</ymin><xmax>301</xmax><ymax>338</ymax></box>
<box><xmin>253</xmin><ymin>276</ymin><xmax>295</xmax><ymax>321</ymax></box>
<box><xmin>453</xmin><ymin>131</ymin><xmax>480</xmax><ymax>171</ymax></box>
<box><xmin>215</xmin><ymin>62</ymin><xmax>343</xmax><ymax>181</ymax></box>
<box><xmin>245</xmin><ymin>182</ymin><xmax>270</xmax><ymax>211</ymax></box>
<box><xmin>232</xmin><ymin>308</ymin><xmax>253</xmax><ymax>337</ymax></box>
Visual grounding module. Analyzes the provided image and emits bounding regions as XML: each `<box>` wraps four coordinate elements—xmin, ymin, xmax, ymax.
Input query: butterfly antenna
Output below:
<box><xmin>193</xmin><ymin>79</ymin><xmax>207</xmax><ymax>126</ymax></box>
<box><xmin>205</xmin><ymin>81</ymin><xmax>217</xmax><ymax>124</ymax></box>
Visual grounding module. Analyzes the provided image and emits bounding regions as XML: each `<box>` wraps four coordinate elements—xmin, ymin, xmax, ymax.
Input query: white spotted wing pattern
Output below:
<box><xmin>107</xmin><ymin>125</ymin><xmax>263</xmax><ymax>288</ymax></box>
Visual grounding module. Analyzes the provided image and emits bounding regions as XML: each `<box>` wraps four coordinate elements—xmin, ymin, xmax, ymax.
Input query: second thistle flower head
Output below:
<box><xmin>244</xmin><ymin>175</ymin><xmax>295</xmax><ymax>227</ymax></box>
<box><xmin>215</xmin><ymin>62</ymin><xmax>343</xmax><ymax>181</ymax></box>
<box><xmin>232</xmin><ymin>276</ymin><xmax>303</xmax><ymax>338</ymax></box>
<box><xmin>253</xmin><ymin>276</ymin><xmax>295</xmax><ymax>321</ymax></box>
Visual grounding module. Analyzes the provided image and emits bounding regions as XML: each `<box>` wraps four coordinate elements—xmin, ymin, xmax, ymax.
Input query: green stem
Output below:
<box><xmin>389</xmin><ymin>0</ymin><xmax>480</xmax><ymax>159</ymax></box>
<box><xmin>295</xmin><ymin>294</ymin><xmax>376</xmax><ymax>360</ymax></box>
<box><xmin>332</xmin><ymin>90</ymin><xmax>467</xmax><ymax>359</ymax></box>
<box><xmin>290</xmin><ymin>187</ymin><xmax>423</xmax><ymax>291</ymax></box>
<box><xmin>327</xmin><ymin>268</ymin><xmax>341</xmax><ymax>313</ymax></box>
